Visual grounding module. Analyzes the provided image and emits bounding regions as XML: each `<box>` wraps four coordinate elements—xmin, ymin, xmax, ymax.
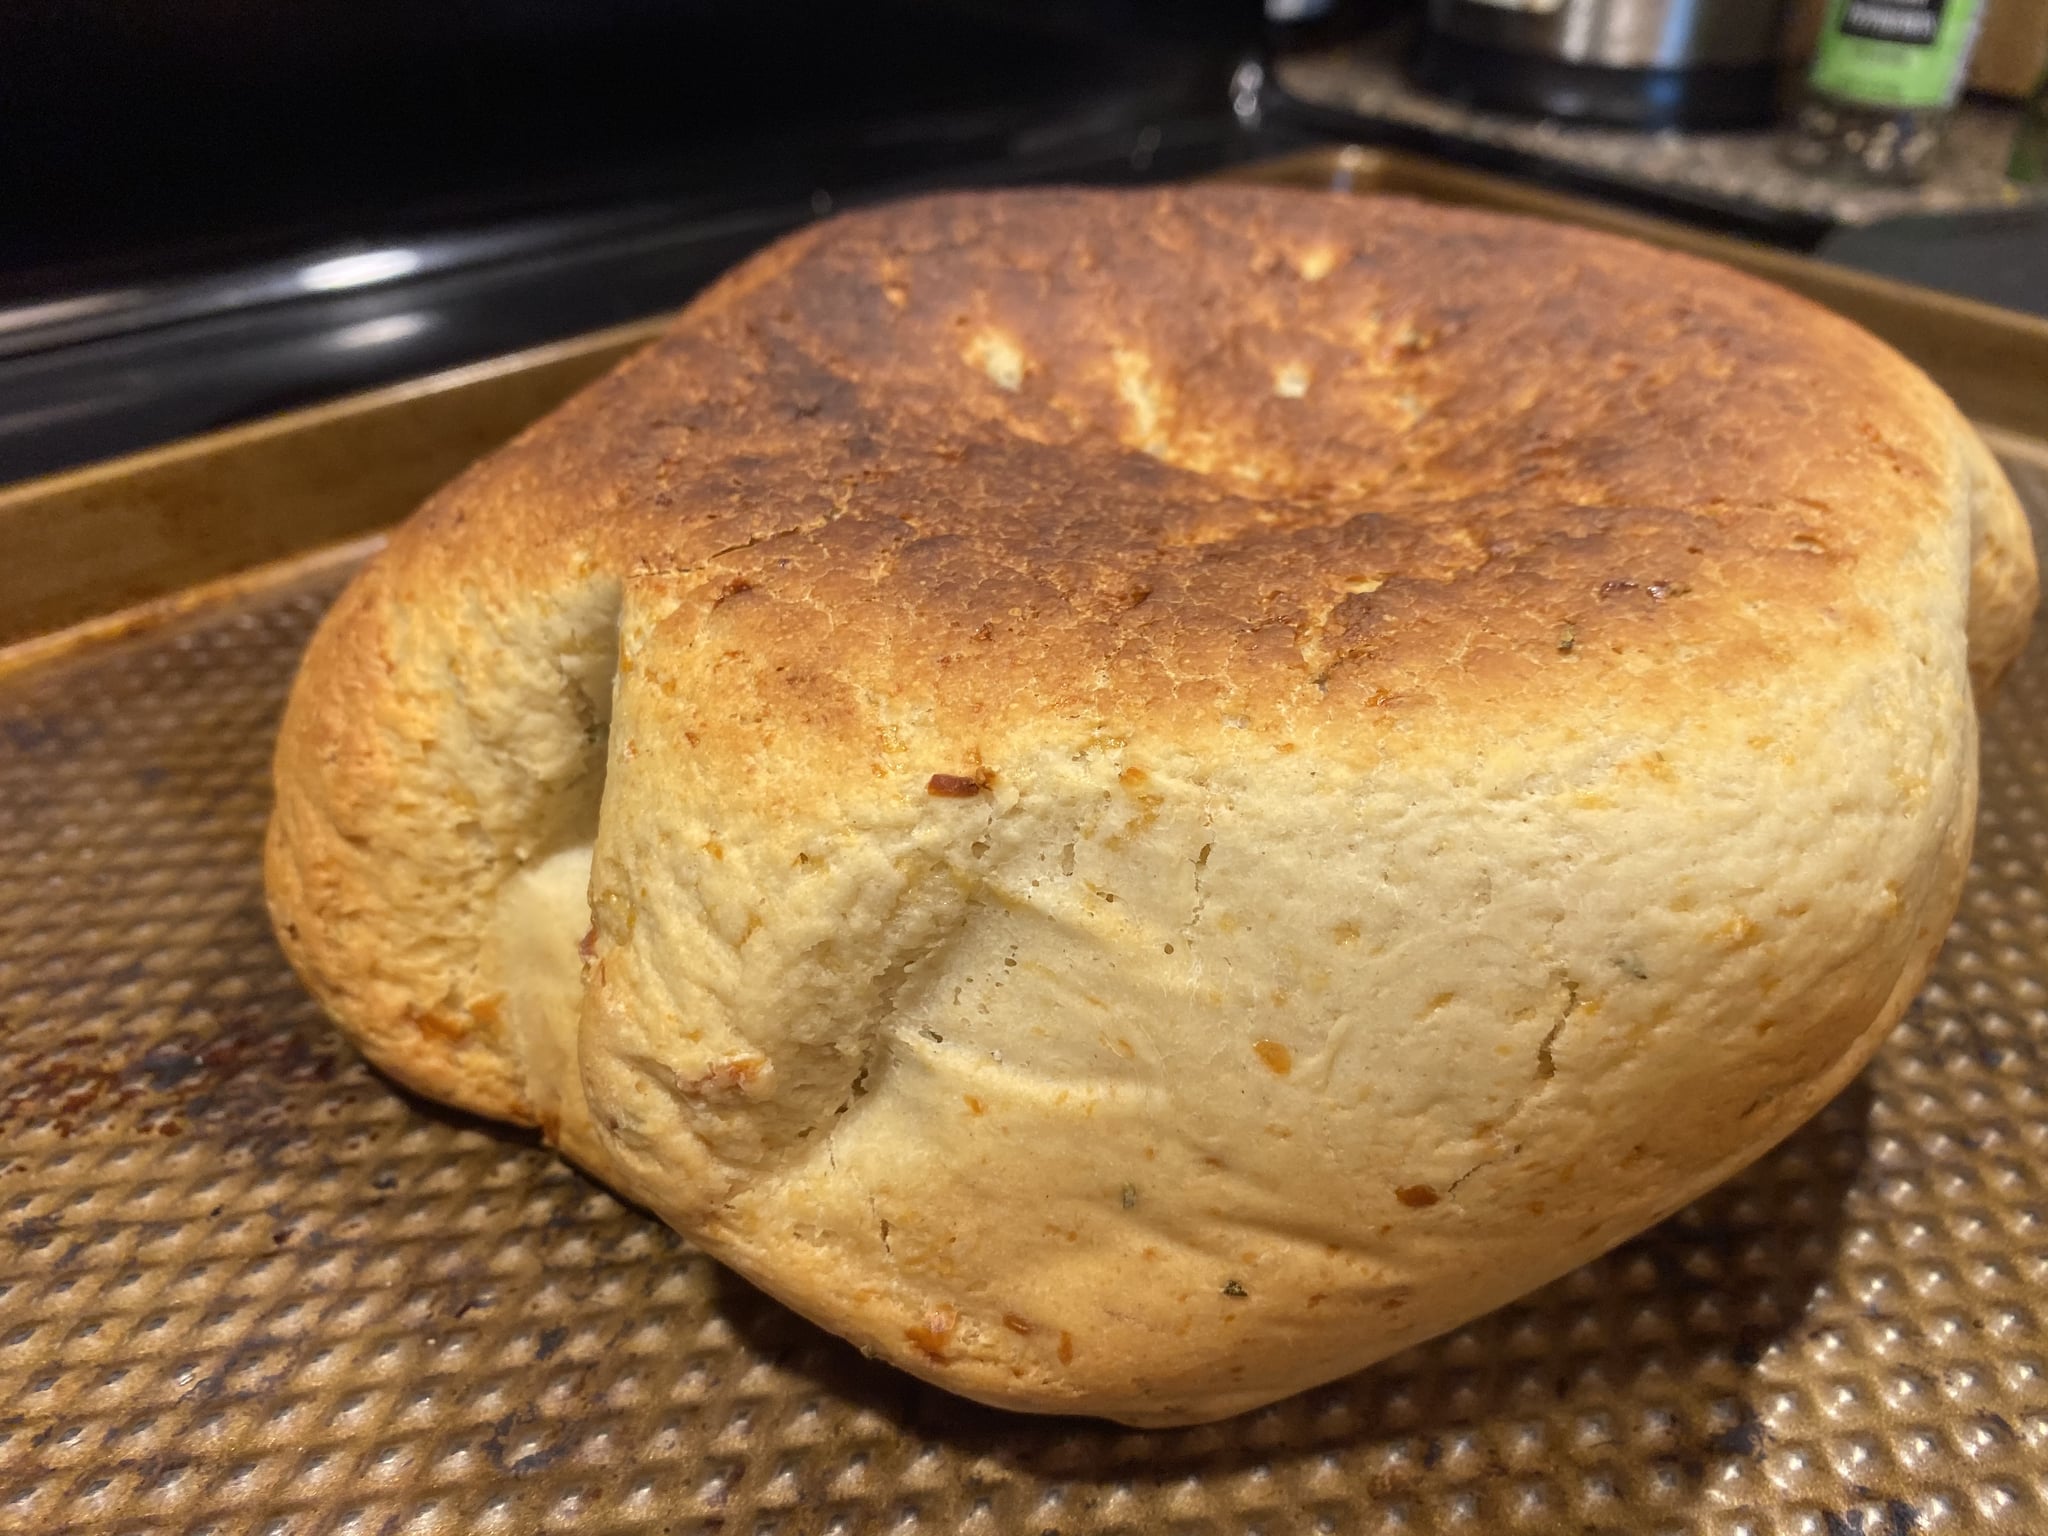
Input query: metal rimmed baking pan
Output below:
<box><xmin>5</xmin><ymin>149</ymin><xmax>2048</xmax><ymax>1535</ymax></box>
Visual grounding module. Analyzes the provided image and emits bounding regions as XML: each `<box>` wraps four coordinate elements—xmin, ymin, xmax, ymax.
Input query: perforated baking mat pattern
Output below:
<box><xmin>5</xmin><ymin>457</ymin><xmax>2048</xmax><ymax>1536</ymax></box>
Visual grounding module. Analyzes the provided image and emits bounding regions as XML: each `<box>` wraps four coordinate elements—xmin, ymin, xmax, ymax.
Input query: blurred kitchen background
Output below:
<box><xmin>2</xmin><ymin>0</ymin><xmax>2043</xmax><ymax>485</ymax></box>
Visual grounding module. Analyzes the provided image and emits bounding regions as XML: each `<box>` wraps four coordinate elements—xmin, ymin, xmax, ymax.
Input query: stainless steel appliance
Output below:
<box><xmin>1410</xmin><ymin>0</ymin><xmax>1793</xmax><ymax>127</ymax></box>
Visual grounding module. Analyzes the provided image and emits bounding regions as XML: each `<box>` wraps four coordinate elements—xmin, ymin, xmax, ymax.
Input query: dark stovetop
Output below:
<box><xmin>0</xmin><ymin>1</ymin><xmax>1277</xmax><ymax>485</ymax></box>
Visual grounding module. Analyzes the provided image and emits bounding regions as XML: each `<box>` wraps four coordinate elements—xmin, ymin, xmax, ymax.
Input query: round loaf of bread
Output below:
<box><xmin>267</xmin><ymin>186</ymin><xmax>2036</xmax><ymax>1425</ymax></box>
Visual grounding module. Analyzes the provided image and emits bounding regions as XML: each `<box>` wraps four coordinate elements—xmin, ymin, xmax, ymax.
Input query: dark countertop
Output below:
<box><xmin>1264</xmin><ymin>33</ymin><xmax>2048</xmax><ymax>327</ymax></box>
<box><xmin>1275</xmin><ymin>44</ymin><xmax>2042</xmax><ymax>233</ymax></box>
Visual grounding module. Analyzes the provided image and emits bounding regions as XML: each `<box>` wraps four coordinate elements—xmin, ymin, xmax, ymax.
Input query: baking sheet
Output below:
<box><xmin>6</xmin><ymin>154</ymin><xmax>2048</xmax><ymax>1535</ymax></box>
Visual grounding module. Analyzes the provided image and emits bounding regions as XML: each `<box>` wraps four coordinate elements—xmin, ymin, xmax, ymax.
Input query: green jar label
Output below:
<box><xmin>1810</xmin><ymin>0</ymin><xmax>1984</xmax><ymax>108</ymax></box>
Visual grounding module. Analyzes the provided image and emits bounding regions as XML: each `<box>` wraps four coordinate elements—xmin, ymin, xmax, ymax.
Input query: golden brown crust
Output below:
<box><xmin>412</xmin><ymin>188</ymin><xmax>1976</xmax><ymax>742</ymax></box>
<box><xmin>267</xmin><ymin>186</ymin><xmax>2037</xmax><ymax>1424</ymax></box>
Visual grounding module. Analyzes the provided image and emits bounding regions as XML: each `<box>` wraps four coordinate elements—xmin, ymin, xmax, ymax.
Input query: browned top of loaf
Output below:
<box><xmin>403</xmin><ymin>186</ymin><xmax>1960</xmax><ymax>752</ymax></box>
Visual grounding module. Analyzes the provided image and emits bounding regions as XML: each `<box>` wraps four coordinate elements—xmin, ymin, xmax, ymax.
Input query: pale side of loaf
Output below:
<box><xmin>266</xmin><ymin>187</ymin><xmax>2037</xmax><ymax>1425</ymax></box>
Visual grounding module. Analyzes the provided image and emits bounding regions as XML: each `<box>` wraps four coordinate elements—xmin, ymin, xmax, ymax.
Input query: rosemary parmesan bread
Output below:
<box><xmin>267</xmin><ymin>186</ymin><xmax>2036</xmax><ymax>1426</ymax></box>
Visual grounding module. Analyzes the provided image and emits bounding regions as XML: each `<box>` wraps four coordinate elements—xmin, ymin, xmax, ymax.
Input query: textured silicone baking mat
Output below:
<box><xmin>4</xmin><ymin>451</ymin><xmax>2048</xmax><ymax>1536</ymax></box>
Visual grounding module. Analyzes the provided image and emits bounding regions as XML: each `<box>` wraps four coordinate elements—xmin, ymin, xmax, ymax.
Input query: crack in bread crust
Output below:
<box><xmin>267</xmin><ymin>186</ymin><xmax>2036</xmax><ymax>1426</ymax></box>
